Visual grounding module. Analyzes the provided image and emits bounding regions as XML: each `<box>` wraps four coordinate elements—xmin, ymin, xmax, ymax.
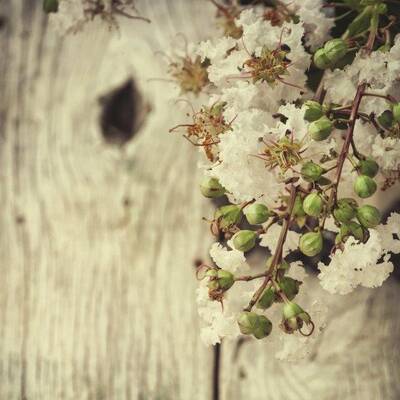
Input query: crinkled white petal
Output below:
<box><xmin>282</xmin><ymin>0</ymin><xmax>334</xmax><ymax>50</ymax></box>
<box><xmin>318</xmin><ymin>230</ymin><xmax>394</xmax><ymax>295</ymax></box>
<box><xmin>325</xmin><ymin>36</ymin><xmax>400</xmax><ymax>115</ymax></box>
<box><xmin>259</xmin><ymin>223</ymin><xmax>300</xmax><ymax>256</ymax></box>
<box><xmin>209</xmin><ymin>242</ymin><xmax>250</xmax><ymax>274</ymax></box>
<box><xmin>210</xmin><ymin>109</ymin><xmax>283</xmax><ymax>204</ymax></box>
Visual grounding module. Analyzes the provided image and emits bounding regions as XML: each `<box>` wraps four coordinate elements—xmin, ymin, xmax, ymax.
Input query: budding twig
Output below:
<box><xmin>243</xmin><ymin>184</ymin><xmax>297</xmax><ymax>311</ymax></box>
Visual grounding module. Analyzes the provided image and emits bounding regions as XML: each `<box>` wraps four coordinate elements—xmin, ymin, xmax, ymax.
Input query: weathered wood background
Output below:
<box><xmin>0</xmin><ymin>1</ymin><xmax>399</xmax><ymax>399</ymax></box>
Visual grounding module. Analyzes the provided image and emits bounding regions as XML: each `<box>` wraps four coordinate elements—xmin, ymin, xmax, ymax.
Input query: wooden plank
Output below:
<box><xmin>0</xmin><ymin>1</ymin><xmax>214</xmax><ymax>399</ymax></box>
<box><xmin>0</xmin><ymin>1</ymin><xmax>399</xmax><ymax>399</ymax></box>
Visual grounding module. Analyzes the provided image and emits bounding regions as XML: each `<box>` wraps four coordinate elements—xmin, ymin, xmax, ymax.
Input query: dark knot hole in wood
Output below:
<box><xmin>99</xmin><ymin>78</ymin><xmax>150</xmax><ymax>147</ymax></box>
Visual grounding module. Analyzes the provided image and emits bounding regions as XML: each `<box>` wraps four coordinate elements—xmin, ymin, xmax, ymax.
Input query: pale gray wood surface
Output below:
<box><xmin>0</xmin><ymin>1</ymin><xmax>399</xmax><ymax>399</ymax></box>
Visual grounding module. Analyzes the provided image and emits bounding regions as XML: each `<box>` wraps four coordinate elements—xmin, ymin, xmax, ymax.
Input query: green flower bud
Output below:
<box><xmin>206</xmin><ymin>269</ymin><xmax>235</xmax><ymax>300</ymax></box>
<box><xmin>324</xmin><ymin>39</ymin><xmax>348</xmax><ymax>63</ymax></box>
<box><xmin>237</xmin><ymin>311</ymin><xmax>258</xmax><ymax>335</ymax></box>
<box><xmin>244</xmin><ymin>203</ymin><xmax>272</xmax><ymax>225</ymax></box>
<box><xmin>392</xmin><ymin>103</ymin><xmax>400</xmax><ymax>123</ymax></box>
<box><xmin>376</xmin><ymin>3</ymin><xmax>387</xmax><ymax>14</ymax></box>
<box><xmin>252</xmin><ymin>315</ymin><xmax>273</xmax><ymax>339</ymax></box>
<box><xmin>232</xmin><ymin>230</ymin><xmax>257</xmax><ymax>252</ymax></box>
<box><xmin>333</xmin><ymin>198</ymin><xmax>357</xmax><ymax>223</ymax></box>
<box><xmin>377</xmin><ymin>110</ymin><xmax>394</xmax><ymax>129</ymax></box>
<box><xmin>257</xmin><ymin>287</ymin><xmax>276</xmax><ymax>309</ymax></box>
<box><xmin>358</xmin><ymin>158</ymin><xmax>379</xmax><ymax>178</ymax></box>
<box><xmin>278</xmin><ymin>277</ymin><xmax>301</xmax><ymax>301</ymax></box>
<box><xmin>303</xmin><ymin>193</ymin><xmax>323</xmax><ymax>217</ymax></box>
<box><xmin>347</xmin><ymin>5</ymin><xmax>372</xmax><ymax>36</ymax></box>
<box><xmin>356</xmin><ymin>205</ymin><xmax>381</xmax><ymax>228</ymax></box>
<box><xmin>346</xmin><ymin>221</ymin><xmax>365</xmax><ymax>241</ymax></box>
<box><xmin>281</xmin><ymin>302</ymin><xmax>312</xmax><ymax>334</ymax></box>
<box><xmin>216</xmin><ymin>269</ymin><xmax>235</xmax><ymax>290</ymax></box>
<box><xmin>215</xmin><ymin>205</ymin><xmax>241</xmax><ymax>229</ymax></box>
<box><xmin>301</xmin><ymin>161</ymin><xmax>325</xmax><ymax>182</ymax></box>
<box><xmin>200</xmin><ymin>177</ymin><xmax>225</xmax><ymax>198</ymax></box>
<box><xmin>299</xmin><ymin>231</ymin><xmax>323</xmax><ymax>257</ymax></box>
<box><xmin>354</xmin><ymin>175</ymin><xmax>377</xmax><ymax>198</ymax></box>
<box><xmin>308</xmin><ymin>116</ymin><xmax>333</xmax><ymax>141</ymax></box>
<box><xmin>237</xmin><ymin>311</ymin><xmax>272</xmax><ymax>339</ymax></box>
<box><xmin>304</xmin><ymin>100</ymin><xmax>324</xmax><ymax>122</ymax></box>
<box><xmin>43</xmin><ymin>0</ymin><xmax>59</xmax><ymax>13</ymax></box>
<box><xmin>314</xmin><ymin>48</ymin><xmax>331</xmax><ymax>69</ymax></box>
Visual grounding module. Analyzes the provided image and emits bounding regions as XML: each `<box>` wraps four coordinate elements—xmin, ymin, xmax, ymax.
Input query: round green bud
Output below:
<box><xmin>344</xmin><ymin>221</ymin><xmax>365</xmax><ymax>241</ymax></box>
<box><xmin>217</xmin><ymin>269</ymin><xmax>235</xmax><ymax>290</ymax></box>
<box><xmin>215</xmin><ymin>205</ymin><xmax>241</xmax><ymax>229</ymax></box>
<box><xmin>257</xmin><ymin>287</ymin><xmax>276</xmax><ymax>309</ymax></box>
<box><xmin>232</xmin><ymin>230</ymin><xmax>257</xmax><ymax>252</ymax></box>
<box><xmin>301</xmin><ymin>161</ymin><xmax>325</xmax><ymax>182</ymax></box>
<box><xmin>308</xmin><ymin>116</ymin><xmax>333</xmax><ymax>141</ymax></box>
<box><xmin>313</xmin><ymin>48</ymin><xmax>331</xmax><ymax>69</ymax></box>
<box><xmin>376</xmin><ymin>3</ymin><xmax>388</xmax><ymax>14</ymax></box>
<box><xmin>244</xmin><ymin>203</ymin><xmax>272</xmax><ymax>225</ymax></box>
<box><xmin>358</xmin><ymin>158</ymin><xmax>379</xmax><ymax>178</ymax></box>
<box><xmin>252</xmin><ymin>314</ymin><xmax>273</xmax><ymax>339</ymax></box>
<box><xmin>333</xmin><ymin>198</ymin><xmax>357</xmax><ymax>223</ymax></box>
<box><xmin>354</xmin><ymin>175</ymin><xmax>377</xmax><ymax>198</ymax></box>
<box><xmin>377</xmin><ymin>110</ymin><xmax>393</xmax><ymax>129</ymax></box>
<box><xmin>299</xmin><ymin>231</ymin><xmax>323</xmax><ymax>257</ymax></box>
<box><xmin>304</xmin><ymin>100</ymin><xmax>324</xmax><ymax>122</ymax></box>
<box><xmin>324</xmin><ymin>39</ymin><xmax>348</xmax><ymax>63</ymax></box>
<box><xmin>278</xmin><ymin>277</ymin><xmax>301</xmax><ymax>301</ymax></box>
<box><xmin>200</xmin><ymin>177</ymin><xmax>225</xmax><ymax>198</ymax></box>
<box><xmin>303</xmin><ymin>193</ymin><xmax>323</xmax><ymax>217</ymax></box>
<box><xmin>392</xmin><ymin>103</ymin><xmax>400</xmax><ymax>123</ymax></box>
<box><xmin>283</xmin><ymin>302</ymin><xmax>307</xmax><ymax>320</ymax></box>
<box><xmin>43</xmin><ymin>0</ymin><xmax>59</xmax><ymax>13</ymax></box>
<box><xmin>237</xmin><ymin>311</ymin><xmax>258</xmax><ymax>335</ymax></box>
<box><xmin>237</xmin><ymin>311</ymin><xmax>272</xmax><ymax>339</ymax></box>
<box><xmin>356</xmin><ymin>205</ymin><xmax>381</xmax><ymax>228</ymax></box>
<box><xmin>281</xmin><ymin>302</ymin><xmax>311</xmax><ymax>333</ymax></box>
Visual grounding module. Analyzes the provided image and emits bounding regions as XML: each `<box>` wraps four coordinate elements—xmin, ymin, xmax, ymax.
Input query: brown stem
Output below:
<box><xmin>243</xmin><ymin>184</ymin><xmax>297</xmax><ymax>311</ymax></box>
<box><xmin>321</xmin><ymin>83</ymin><xmax>366</xmax><ymax>228</ymax></box>
<box><xmin>362</xmin><ymin>93</ymin><xmax>397</xmax><ymax>103</ymax></box>
<box><xmin>235</xmin><ymin>272</ymin><xmax>268</xmax><ymax>282</ymax></box>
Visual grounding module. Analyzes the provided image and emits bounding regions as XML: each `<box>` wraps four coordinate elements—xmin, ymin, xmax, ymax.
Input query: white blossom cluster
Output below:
<box><xmin>324</xmin><ymin>37</ymin><xmax>400</xmax><ymax>115</ymax></box>
<box><xmin>167</xmin><ymin>2</ymin><xmax>400</xmax><ymax>360</ymax></box>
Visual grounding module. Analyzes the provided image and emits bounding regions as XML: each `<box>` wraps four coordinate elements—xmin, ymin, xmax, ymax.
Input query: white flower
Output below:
<box><xmin>325</xmin><ymin>36</ymin><xmax>400</xmax><ymax>115</ymax></box>
<box><xmin>259</xmin><ymin>224</ymin><xmax>299</xmax><ymax>256</ymax></box>
<box><xmin>375</xmin><ymin>212</ymin><xmax>400</xmax><ymax>254</ymax></box>
<box><xmin>210</xmin><ymin>109</ymin><xmax>283</xmax><ymax>204</ymax></box>
<box><xmin>209</xmin><ymin>242</ymin><xmax>250</xmax><ymax>274</ymax></box>
<box><xmin>282</xmin><ymin>0</ymin><xmax>334</xmax><ymax>50</ymax></box>
<box><xmin>198</xmin><ymin>9</ymin><xmax>310</xmax><ymax>112</ymax></box>
<box><xmin>196</xmin><ymin>282</ymin><xmax>240</xmax><ymax>345</ymax></box>
<box><xmin>196</xmin><ymin>36</ymin><xmax>236</xmax><ymax>63</ymax></box>
<box><xmin>197</xmin><ymin>243</ymin><xmax>255</xmax><ymax>345</ymax></box>
<box><xmin>318</xmin><ymin>229</ymin><xmax>395</xmax><ymax>295</ymax></box>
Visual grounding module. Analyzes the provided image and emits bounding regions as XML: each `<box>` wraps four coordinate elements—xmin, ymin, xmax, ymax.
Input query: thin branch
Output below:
<box><xmin>243</xmin><ymin>184</ymin><xmax>297</xmax><ymax>311</ymax></box>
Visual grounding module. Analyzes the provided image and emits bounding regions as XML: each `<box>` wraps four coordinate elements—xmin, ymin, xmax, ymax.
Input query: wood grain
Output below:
<box><xmin>0</xmin><ymin>1</ymin><xmax>399</xmax><ymax>399</ymax></box>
